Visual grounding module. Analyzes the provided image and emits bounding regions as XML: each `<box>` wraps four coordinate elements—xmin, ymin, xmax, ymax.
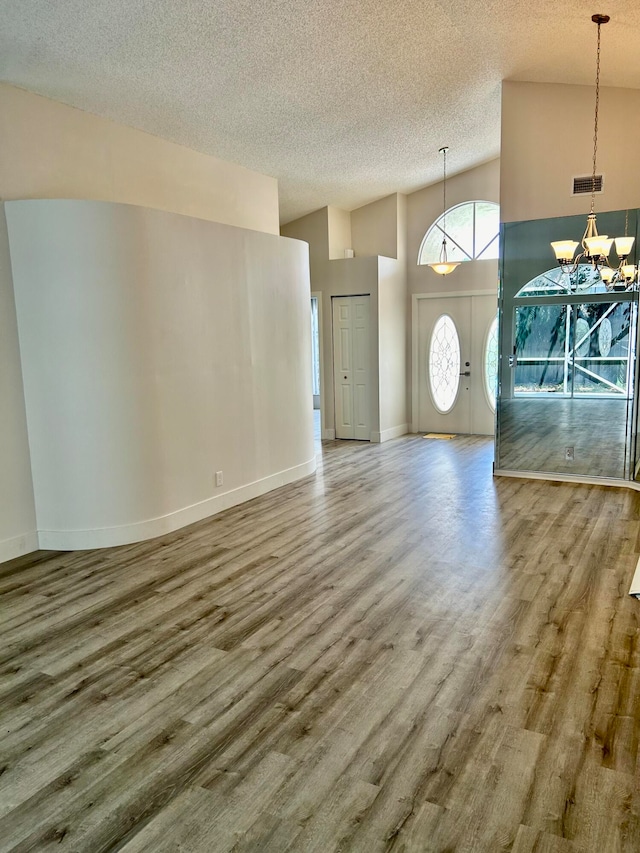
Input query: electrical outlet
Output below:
<box><xmin>565</xmin><ymin>447</ymin><xmax>575</xmax><ymax>461</ymax></box>
<box><xmin>215</xmin><ymin>471</ymin><xmax>223</xmax><ymax>487</ymax></box>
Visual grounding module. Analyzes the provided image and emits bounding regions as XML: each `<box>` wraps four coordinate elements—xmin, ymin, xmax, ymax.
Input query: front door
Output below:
<box><xmin>417</xmin><ymin>294</ymin><xmax>496</xmax><ymax>435</ymax></box>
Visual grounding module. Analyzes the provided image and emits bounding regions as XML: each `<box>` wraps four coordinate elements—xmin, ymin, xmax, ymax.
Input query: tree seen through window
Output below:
<box><xmin>418</xmin><ymin>201</ymin><xmax>499</xmax><ymax>265</ymax></box>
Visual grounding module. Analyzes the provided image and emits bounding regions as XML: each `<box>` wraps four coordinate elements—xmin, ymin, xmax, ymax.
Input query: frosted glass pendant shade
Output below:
<box><xmin>584</xmin><ymin>235</ymin><xmax>611</xmax><ymax>257</ymax></box>
<box><xmin>599</xmin><ymin>267</ymin><xmax>614</xmax><ymax>284</ymax></box>
<box><xmin>600</xmin><ymin>237</ymin><xmax>614</xmax><ymax>256</ymax></box>
<box><xmin>615</xmin><ymin>236</ymin><xmax>635</xmax><ymax>257</ymax></box>
<box><xmin>429</xmin><ymin>262</ymin><xmax>460</xmax><ymax>276</ymax></box>
<box><xmin>621</xmin><ymin>264</ymin><xmax>637</xmax><ymax>281</ymax></box>
<box><xmin>551</xmin><ymin>240</ymin><xmax>578</xmax><ymax>262</ymax></box>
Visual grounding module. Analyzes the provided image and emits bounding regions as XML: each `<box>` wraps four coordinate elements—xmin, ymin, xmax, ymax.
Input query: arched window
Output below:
<box><xmin>514</xmin><ymin>264</ymin><xmax>608</xmax><ymax>298</ymax></box>
<box><xmin>418</xmin><ymin>201</ymin><xmax>500</xmax><ymax>266</ymax></box>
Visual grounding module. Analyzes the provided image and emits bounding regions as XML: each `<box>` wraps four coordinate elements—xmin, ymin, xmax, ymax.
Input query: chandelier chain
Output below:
<box><xmin>549</xmin><ymin>13</ymin><xmax>636</xmax><ymax>288</ymax></box>
<box><xmin>591</xmin><ymin>21</ymin><xmax>602</xmax><ymax>214</ymax></box>
<box><xmin>442</xmin><ymin>147</ymin><xmax>447</xmax><ymax>230</ymax></box>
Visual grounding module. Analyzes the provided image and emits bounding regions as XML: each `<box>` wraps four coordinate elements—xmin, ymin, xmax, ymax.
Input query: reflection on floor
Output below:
<box><xmin>497</xmin><ymin>396</ymin><xmax>633</xmax><ymax>479</ymax></box>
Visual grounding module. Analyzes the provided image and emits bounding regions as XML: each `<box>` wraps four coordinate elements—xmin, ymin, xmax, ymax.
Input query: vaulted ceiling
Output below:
<box><xmin>1</xmin><ymin>1</ymin><xmax>640</xmax><ymax>223</ymax></box>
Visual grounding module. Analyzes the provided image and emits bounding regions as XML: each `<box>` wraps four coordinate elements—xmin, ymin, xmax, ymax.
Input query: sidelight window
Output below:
<box><xmin>484</xmin><ymin>315</ymin><xmax>499</xmax><ymax>411</ymax></box>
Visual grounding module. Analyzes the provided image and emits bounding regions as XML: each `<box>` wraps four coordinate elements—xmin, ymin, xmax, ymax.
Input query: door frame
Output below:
<box><xmin>411</xmin><ymin>290</ymin><xmax>497</xmax><ymax>432</ymax></box>
<box><xmin>331</xmin><ymin>294</ymin><xmax>372</xmax><ymax>441</ymax></box>
<box><xmin>311</xmin><ymin>290</ymin><xmax>324</xmax><ymax>434</ymax></box>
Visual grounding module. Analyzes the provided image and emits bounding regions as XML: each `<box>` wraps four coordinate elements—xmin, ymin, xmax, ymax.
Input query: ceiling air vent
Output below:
<box><xmin>572</xmin><ymin>174</ymin><xmax>603</xmax><ymax>195</ymax></box>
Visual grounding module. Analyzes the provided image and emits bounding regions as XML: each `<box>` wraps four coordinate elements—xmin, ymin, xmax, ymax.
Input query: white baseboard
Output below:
<box><xmin>37</xmin><ymin>457</ymin><xmax>317</xmax><ymax>551</ymax></box>
<box><xmin>322</xmin><ymin>428</ymin><xmax>335</xmax><ymax>440</ymax></box>
<box><xmin>494</xmin><ymin>468</ymin><xmax>640</xmax><ymax>492</ymax></box>
<box><xmin>0</xmin><ymin>531</ymin><xmax>39</xmax><ymax>564</ymax></box>
<box><xmin>375</xmin><ymin>424</ymin><xmax>409</xmax><ymax>443</ymax></box>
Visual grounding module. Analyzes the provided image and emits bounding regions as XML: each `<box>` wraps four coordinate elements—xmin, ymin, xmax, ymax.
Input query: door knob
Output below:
<box><xmin>459</xmin><ymin>371</ymin><xmax>471</xmax><ymax>376</ymax></box>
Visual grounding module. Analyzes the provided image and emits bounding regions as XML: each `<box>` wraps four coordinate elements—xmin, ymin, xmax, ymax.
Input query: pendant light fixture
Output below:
<box><xmin>550</xmin><ymin>14</ymin><xmax>636</xmax><ymax>287</ymax></box>
<box><xmin>429</xmin><ymin>146</ymin><xmax>460</xmax><ymax>277</ymax></box>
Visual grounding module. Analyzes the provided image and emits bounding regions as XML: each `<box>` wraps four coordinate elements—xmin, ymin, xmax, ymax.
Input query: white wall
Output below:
<box><xmin>327</xmin><ymin>206</ymin><xmax>353</xmax><ymax>260</ymax></box>
<box><xmin>7</xmin><ymin>200</ymin><xmax>315</xmax><ymax>550</ymax></box>
<box><xmin>378</xmin><ymin>256</ymin><xmax>407</xmax><ymax>439</ymax></box>
<box><xmin>0</xmin><ymin>208</ymin><xmax>37</xmax><ymax>561</ymax></box>
<box><xmin>352</xmin><ymin>194</ymin><xmax>399</xmax><ymax>259</ymax></box>
<box><xmin>0</xmin><ymin>83</ymin><xmax>279</xmax><ymax>235</ymax></box>
<box><xmin>501</xmin><ymin>81</ymin><xmax>640</xmax><ymax>224</ymax></box>
<box><xmin>281</xmin><ymin>204</ymin><xmax>355</xmax><ymax>264</ymax></box>
<box><xmin>375</xmin><ymin>193</ymin><xmax>407</xmax><ymax>440</ymax></box>
<box><xmin>281</xmin><ymin>207</ymin><xmax>328</xmax><ymax>275</ymax></box>
<box><xmin>0</xmin><ymin>83</ymin><xmax>291</xmax><ymax>562</ymax></box>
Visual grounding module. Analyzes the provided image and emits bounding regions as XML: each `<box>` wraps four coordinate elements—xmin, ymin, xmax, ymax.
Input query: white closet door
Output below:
<box><xmin>333</xmin><ymin>296</ymin><xmax>371</xmax><ymax>440</ymax></box>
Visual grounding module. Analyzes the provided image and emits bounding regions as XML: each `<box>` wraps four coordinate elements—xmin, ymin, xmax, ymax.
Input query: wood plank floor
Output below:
<box><xmin>1</xmin><ymin>434</ymin><xmax>640</xmax><ymax>852</ymax></box>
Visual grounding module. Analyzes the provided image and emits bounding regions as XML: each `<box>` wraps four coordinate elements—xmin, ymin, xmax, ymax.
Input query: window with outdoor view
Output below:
<box><xmin>418</xmin><ymin>201</ymin><xmax>500</xmax><ymax>266</ymax></box>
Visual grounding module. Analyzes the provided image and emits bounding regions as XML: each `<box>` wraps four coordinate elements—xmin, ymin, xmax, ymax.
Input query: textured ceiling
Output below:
<box><xmin>1</xmin><ymin>1</ymin><xmax>640</xmax><ymax>223</ymax></box>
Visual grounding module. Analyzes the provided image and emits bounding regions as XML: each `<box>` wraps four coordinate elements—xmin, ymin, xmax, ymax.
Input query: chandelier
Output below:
<box><xmin>550</xmin><ymin>14</ymin><xmax>636</xmax><ymax>288</ymax></box>
<box><xmin>429</xmin><ymin>146</ymin><xmax>460</xmax><ymax>276</ymax></box>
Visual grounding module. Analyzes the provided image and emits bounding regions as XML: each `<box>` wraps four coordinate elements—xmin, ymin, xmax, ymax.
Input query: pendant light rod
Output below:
<box><xmin>440</xmin><ymin>145</ymin><xmax>448</xmax><ymax>230</ymax></box>
<box><xmin>590</xmin><ymin>14</ymin><xmax>609</xmax><ymax>215</ymax></box>
<box><xmin>428</xmin><ymin>146</ymin><xmax>460</xmax><ymax>276</ymax></box>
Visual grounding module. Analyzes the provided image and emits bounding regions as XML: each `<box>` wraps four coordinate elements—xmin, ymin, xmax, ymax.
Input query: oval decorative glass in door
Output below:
<box><xmin>575</xmin><ymin>317</ymin><xmax>590</xmax><ymax>358</ymax></box>
<box><xmin>598</xmin><ymin>318</ymin><xmax>612</xmax><ymax>356</ymax></box>
<box><xmin>428</xmin><ymin>314</ymin><xmax>461</xmax><ymax>413</ymax></box>
<box><xmin>484</xmin><ymin>314</ymin><xmax>499</xmax><ymax>411</ymax></box>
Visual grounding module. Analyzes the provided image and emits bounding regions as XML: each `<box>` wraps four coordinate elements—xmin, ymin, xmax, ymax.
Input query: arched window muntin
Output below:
<box><xmin>514</xmin><ymin>264</ymin><xmax>620</xmax><ymax>298</ymax></box>
<box><xmin>418</xmin><ymin>200</ymin><xmax>500</xmax><ymax>266</ymax></box>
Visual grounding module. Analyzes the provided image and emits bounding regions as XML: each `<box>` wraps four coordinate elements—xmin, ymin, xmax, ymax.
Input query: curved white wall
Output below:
<box><xmin>0</xmin><ymin>209</ymin><xmax>37</xmax><ymax>560</ymax></box>
<box><xmin>6</xmin><ymin>200</ymin><xmax>315</xmax><ymax>549</ymax></box>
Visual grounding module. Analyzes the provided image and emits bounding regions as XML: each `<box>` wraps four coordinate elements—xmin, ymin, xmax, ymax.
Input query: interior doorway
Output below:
<box><xmin>310</xmin><ymin>294</ymin><xmax>322</xmax><ymax>444</ymax></box>
<box><xmin>310</xmin><ymin>296</ymin><xmax>320</xmax><ymax>410</ymax></box>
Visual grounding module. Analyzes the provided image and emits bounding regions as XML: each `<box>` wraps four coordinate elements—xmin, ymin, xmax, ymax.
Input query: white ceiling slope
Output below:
<box><xmin>1</xmin><ymin>1</ymin><xmax>640</xmax><ymax>223</ymax></box>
